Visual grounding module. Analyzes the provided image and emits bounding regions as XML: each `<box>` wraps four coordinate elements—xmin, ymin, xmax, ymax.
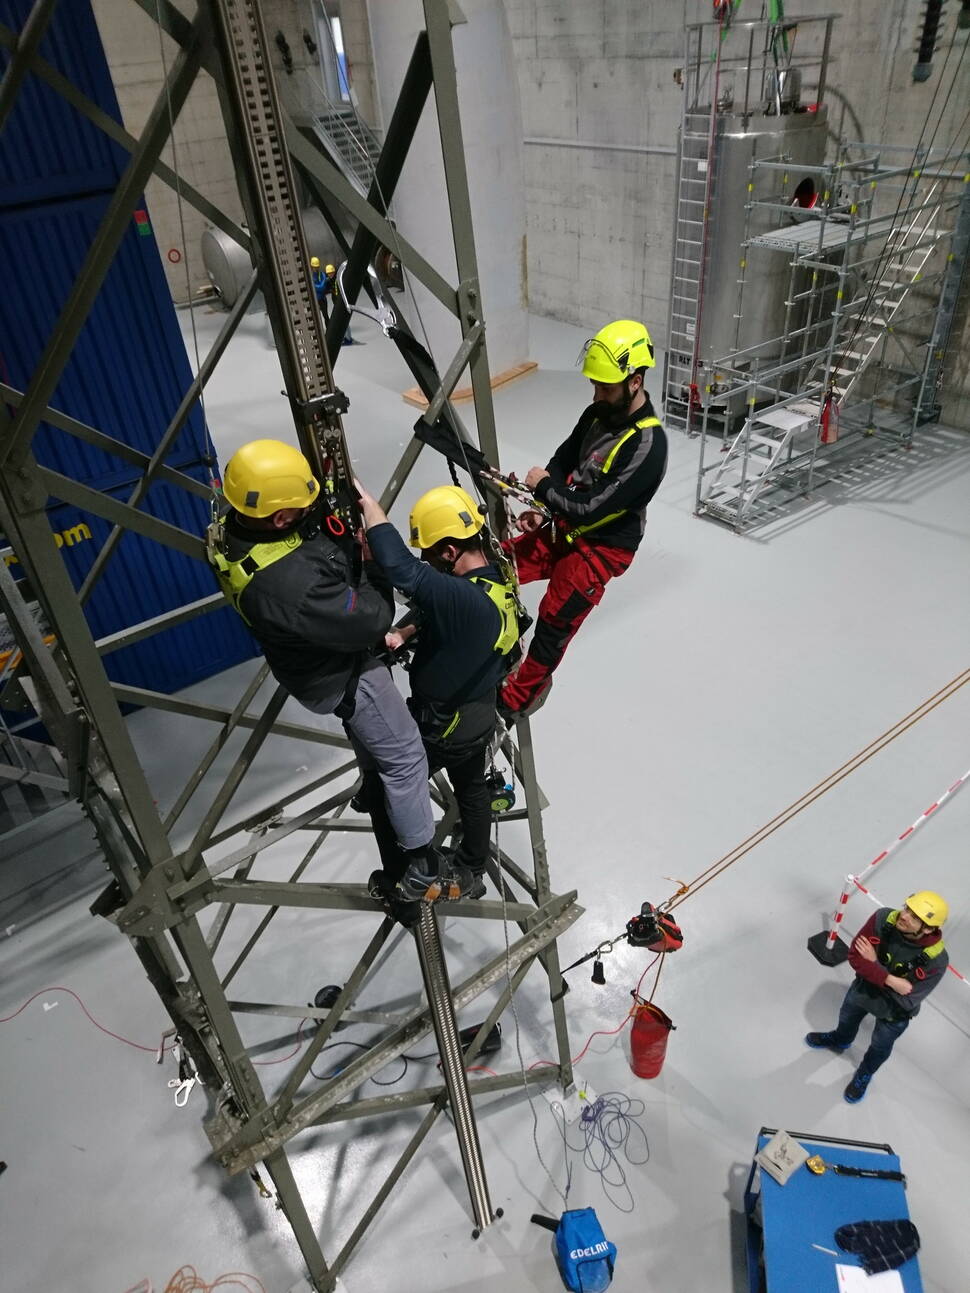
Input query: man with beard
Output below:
<box><xmin>806</xmin><ymin>891</ymin><xmax>950</xmax><ymax>1102</ymax></box>
<box><xmin>500</xmin><ymin>319</ymin><xmax>668</xmax><ymax>720</ymax></box>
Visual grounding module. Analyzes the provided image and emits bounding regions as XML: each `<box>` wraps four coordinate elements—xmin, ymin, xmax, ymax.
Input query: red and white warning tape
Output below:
<box><xmin>823</xmin><ymin>766</ymin><xmax>970</xmax><ymax>951</ymax></box>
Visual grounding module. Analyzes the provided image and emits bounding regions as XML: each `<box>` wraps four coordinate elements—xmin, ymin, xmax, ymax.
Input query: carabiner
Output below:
<box><xmin>326</xmin><ymin>514</ymin><xmax>346</xmax><ymax>537</ymax></box>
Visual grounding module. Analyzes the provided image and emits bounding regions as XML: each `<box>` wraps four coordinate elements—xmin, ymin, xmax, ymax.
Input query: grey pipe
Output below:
<box><xmin>414</xmin><ymin>903</ymin><xmax>495</xmax><ymax>1234</ymax></box>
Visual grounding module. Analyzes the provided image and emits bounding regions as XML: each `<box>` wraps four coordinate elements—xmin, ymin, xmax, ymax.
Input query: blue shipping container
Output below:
<box><xmin>0</xmin><ymin>193</ymin><xmax>213</xmax><ymax>489</ymax></box>
<box><xmin>0</xmin><ymin>0</ymin><xmax>129</xmax><ymax>208</ymax></box>
<box><xmin>2</xmin><ymin>462</ymin><xmax>260</xmax><ymax>696</ymax></box>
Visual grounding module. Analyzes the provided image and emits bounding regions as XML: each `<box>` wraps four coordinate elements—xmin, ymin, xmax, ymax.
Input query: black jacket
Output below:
<box><xmin>532</xmin><ymin>396</ymin><xmax>668</xmax><ymax>551</ymax></box>
<box><xmin>367</xmin><ymin>522</ymin><xmax>506</xmax><ymax>705</ymax></box>
<box><xmin>222</xmin><ymin>511</ymin><xmax>393</xmax><ymax>711</ymax></box>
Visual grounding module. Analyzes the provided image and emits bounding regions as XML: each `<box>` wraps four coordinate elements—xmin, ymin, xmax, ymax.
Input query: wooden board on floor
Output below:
<box><xmin>402</xmin><ymin>359</ymin><xmax>538</xmax><ymax>408</ymax></box>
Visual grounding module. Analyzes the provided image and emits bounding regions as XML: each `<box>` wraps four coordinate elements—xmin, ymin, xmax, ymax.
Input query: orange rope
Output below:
<box><xmin>666</xmin><ymin>667</ymin><xmax>970</xmax><ymax>912</ymax></box>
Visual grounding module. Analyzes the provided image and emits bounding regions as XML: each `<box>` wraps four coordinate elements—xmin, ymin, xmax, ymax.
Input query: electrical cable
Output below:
<box><xmin>123</xmin><ymin>1267</ymin><xmax>266</xmax><ymax>1293</ymax></box>
<box><xmin>0</xmin><ymin>985</ymin><xmax>174</xmax><ymax>1054</ymax></box>
<box><xmin>552</xmin><ymin>1091</ymin><xmax>651</xmax><ymax>1214</ymax></box>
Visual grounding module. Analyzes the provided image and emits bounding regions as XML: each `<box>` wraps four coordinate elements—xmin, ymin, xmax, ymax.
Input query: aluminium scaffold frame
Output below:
<box><xmin>692</xmin><ymin>139</ymin><xmax>970</xmax><ymax>531</ymax></box>
<box><xmin>0</xmin><ymin>2</ymin><xmax>579</xmax><ymax>1289</ymax></box>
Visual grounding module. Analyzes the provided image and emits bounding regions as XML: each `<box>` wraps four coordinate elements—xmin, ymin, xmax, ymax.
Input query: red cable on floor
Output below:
<box><xmin>0</xmin><ymin>986</ymin><xmax>172</xmax><ymax>1054</ymax></box>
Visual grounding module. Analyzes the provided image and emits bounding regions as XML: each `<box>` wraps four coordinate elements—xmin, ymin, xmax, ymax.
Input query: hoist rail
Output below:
<box><xmin>210</xmin><ymin>0</ymin><xmax>357</xmax><ymax>524</ymax></box>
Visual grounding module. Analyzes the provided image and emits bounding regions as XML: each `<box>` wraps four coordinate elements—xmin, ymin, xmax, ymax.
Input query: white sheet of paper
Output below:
<box><xmin>835</xmin><ymin>1264</ymin><xmax>904</xmax><ymax>1292</ymax></box>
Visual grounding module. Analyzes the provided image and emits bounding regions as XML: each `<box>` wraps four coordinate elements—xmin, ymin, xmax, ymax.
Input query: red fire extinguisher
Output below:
<box><xmin>629</xmin><ymin>997</ymin><xmax>675</xmax><ymax>1079</ymax></box>
<box><xmin>819</xmin><ymin>391</ymin><xmax>839</xmax><ymax>445</ymax></box>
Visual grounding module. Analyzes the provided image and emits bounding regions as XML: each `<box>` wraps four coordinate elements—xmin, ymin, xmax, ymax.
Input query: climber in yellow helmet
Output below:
<box><xmin>500</xmin><ymin>320</ymin><xmax>668</xmax><ymax>720</ymax></box>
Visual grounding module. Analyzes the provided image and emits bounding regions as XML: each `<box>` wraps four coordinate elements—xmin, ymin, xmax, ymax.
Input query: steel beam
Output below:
<box><xmin>0</xmin><ymin>0</ymin><xmax>58</xmax><ymax>132</ymax></box>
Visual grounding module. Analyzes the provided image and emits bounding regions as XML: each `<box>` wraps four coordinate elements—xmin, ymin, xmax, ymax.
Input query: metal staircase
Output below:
<box><xmin>312</xmin><ymin>104</ymin><xmax>381</xmax><ymax>196</ymax></box>
<box><xmin>0</xmin><ymin>731</ymin><xmax>69</xmax><ymax>837</ymax></box>
<box><xmin>698</xmin><ymin>211</ymin><xmax>947</xmax><ymax>528</ymax></box>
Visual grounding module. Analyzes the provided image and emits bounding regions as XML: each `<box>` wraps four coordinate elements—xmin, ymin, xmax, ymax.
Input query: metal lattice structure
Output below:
<box><xmin>0</xmin><ymin>2</ymin><xmax>578</xmax><ymax>1288</ymax></box>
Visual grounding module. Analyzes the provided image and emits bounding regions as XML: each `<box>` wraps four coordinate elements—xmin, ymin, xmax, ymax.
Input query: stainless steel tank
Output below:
<box><xmin>694</xmin><ymin>106</ymin><xmax>829</xmax><ymax>367</ymax></box>
<box><xmin>201</xmin><ymin>208</ymin><xmax>337</xmax><ymax>308</ymax></box>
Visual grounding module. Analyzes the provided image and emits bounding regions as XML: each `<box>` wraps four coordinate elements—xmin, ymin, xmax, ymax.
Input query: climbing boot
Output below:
<box><xmin>396</xmin><ymin>852</ymin><xmax>484</xmax><ymax>903</ymax></box>
<box><xmin>805</xmin><ymin>1031</ymin><xmax>848</xmax><ymax>1053</ymax></box>
<box><xmin>844</xmin><ymin>1069</ymin><xmax>873</xmax><ymax>1104</ymax></box>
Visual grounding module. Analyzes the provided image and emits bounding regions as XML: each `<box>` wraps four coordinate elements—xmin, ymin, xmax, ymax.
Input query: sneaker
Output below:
<box><xmin>844</xmin><ymin>1070</ymin><xmax>873</xmax><ymax>1104</ymax></box>
<box><xmin>396</xmin><ymin>857</ymin><xmax>484</xmax><ymax>903</ymax></box>
<box><xmin>805</xmin><ymin>1031</ymin><xmax>848</xmax><ymax>1052</ymax></box>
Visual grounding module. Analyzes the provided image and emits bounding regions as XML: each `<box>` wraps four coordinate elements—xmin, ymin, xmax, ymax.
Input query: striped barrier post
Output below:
<box><xmin>808</xmin><ymin>767</ymin><xmax>970</xmax><ymax>965</ymax></box>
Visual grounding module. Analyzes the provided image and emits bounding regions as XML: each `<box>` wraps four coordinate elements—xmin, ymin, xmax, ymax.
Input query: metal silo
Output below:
<box><xmin>665</xmin><ymin>14</ymin><xmax>835</xmax><ymax>434</ymax></box>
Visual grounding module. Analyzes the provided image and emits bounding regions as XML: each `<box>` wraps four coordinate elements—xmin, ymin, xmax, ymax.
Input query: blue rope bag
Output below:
<box><xmin>548</xmin><ymin>1207</ymin><xmax>617</xmax><ymax>1292</ymax></box>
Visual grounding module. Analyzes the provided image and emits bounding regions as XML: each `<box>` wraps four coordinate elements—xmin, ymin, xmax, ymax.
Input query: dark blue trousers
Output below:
<box><xmin>832</xmin><ymin>986</ymin><xmax>911</xmax><ymax>1075</ymax></box>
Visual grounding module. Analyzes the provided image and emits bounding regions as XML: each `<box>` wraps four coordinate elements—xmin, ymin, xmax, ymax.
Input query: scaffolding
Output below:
<box><xmin>694</xmin><ymin>143</ymin><xmax>970</xmax><ymax>530</ymax></box>
<box><xmin>0</xmin><ymin>2</ymin><xmax>578</xmax><ymax>1289</ymax></box>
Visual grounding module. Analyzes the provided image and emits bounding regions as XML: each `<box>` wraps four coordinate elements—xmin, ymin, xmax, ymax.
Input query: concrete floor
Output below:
<box><xmin>2</xmin><ymin>308</ymin><xmax>969</xmax><ymax>1293</ymax></box>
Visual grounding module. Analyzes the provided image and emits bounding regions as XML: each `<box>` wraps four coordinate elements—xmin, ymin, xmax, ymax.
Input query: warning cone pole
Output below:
<box><xmin>809</xmin><ymin>767</ymin><xmax>970</xmax><ymax>965</ymax></box>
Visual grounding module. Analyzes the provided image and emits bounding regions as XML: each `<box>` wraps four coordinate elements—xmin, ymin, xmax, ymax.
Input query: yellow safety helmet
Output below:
<box><xmin>222</xmin><ymin>439</ymin><xmax>319</xmax><ymax>517</ymax></box>
<box><xmin>325</xmin><ymin>263</ymin><xmax>336</xmax><ymax>275</ymax></box>
<box><xmin>580</xmin><ymin>320</ymin><xmax>655</xmax><ymax>383</ymax></box>
<box><xmin>310</xmin><ymin>256</ymin><xmax>321</xmax><ymax>269</ymax></box>
<box><xmin>409</xmin><ymin>485</ymin><xmax>484</xmax><ymax>549</ymax></box>
<box><xmin>904</xmin><ymin>891</ymin><xmax>949</xmax><ymax>927</ymax></box>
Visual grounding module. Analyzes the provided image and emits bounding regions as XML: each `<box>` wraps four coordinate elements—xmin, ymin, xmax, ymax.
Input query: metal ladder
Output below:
<box><xmin>665</xmin><ymin>107</ymin><xmax>717</xmax><ymax>432</ymax></box>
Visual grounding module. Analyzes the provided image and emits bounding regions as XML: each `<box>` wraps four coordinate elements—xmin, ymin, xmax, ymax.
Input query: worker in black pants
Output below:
<box><xmin>208</xmin><ymin>440</ymin><xmax>478</xmax><ymax>905</ymax></box>
<box><xmin>355</xmin><ymin>480</ymin><xmax>523</xmax><ymax>903</ymax></box>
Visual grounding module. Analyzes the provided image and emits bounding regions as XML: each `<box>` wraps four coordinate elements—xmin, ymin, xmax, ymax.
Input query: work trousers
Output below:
<box><xmin>831</xmin><ymin>985</ymin><xmax>911</xmax><ymax>1076</ymax></box>
<box><xmin>301</xmin><ymin>661</ymin><xmax>433</xmax><ymax>853</ymax></box>
<box><xmin>501</xmin><ymin>523</ymin><xmax>634</xmax><ymax>712</ymax></box>
<box><xmin>424</xmin><ymin>713</ymin><xmax>495</xmax><ymax>874</ymax></box>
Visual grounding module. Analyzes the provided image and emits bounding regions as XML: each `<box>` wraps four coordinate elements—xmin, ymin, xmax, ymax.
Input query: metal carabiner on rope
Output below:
<box><xmin>335</xmin><ymin>261</ymin><xmax>399</xmax><ymax>336</ymax></box>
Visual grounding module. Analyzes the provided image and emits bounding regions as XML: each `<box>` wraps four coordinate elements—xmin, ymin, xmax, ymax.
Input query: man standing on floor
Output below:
<box><xmin>356</xmin><ymin>480</ymin><xmax>522</xmax><ymax>903</ymax></box>
<box><xmin>806</xmin><ymin>890</ymin><xmax>950</xmax><ymax>1103</ymax></box>
<box><xmin>500</xmin><ymin>319</ymin><xmax>668</xmax><ymax>720</ymax></box>
<box><xmin>206</xmin><ymin>438</ymin><xmax>472</xmax><ymax>903</ymax></box>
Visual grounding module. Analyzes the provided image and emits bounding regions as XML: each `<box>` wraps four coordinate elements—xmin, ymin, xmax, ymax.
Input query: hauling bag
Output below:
<box><xmin>554</xmin><ymin>1207</ymin><xmax>617</xmax><ymax>1292</ymax></box>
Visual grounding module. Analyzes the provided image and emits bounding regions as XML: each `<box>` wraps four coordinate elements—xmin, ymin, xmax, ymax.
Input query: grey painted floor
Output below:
<box><xmin>2</xmin><ymin>310</ymin><xmax>969</xmax><ymax>1293</ymax></box>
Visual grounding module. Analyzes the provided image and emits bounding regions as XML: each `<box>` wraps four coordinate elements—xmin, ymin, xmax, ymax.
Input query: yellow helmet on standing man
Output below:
<box><xmin>905</xmin><ymin>891</ymin><xmax>948</xmax><ymax>927</ymax></box>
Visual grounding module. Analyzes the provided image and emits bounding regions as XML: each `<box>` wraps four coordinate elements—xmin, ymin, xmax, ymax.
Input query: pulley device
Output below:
<box><xmin>559</xmin><ymin>901</ymin><xmax>684</xmax><ymax>990</ymax></box>
<box><xmin>486</xmin><ymin>765</ymin><xmax>516</xmax><ymax>814</ymax></box>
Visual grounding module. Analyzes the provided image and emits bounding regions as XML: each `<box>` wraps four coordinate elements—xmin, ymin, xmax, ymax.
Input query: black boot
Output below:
<box><xmin>396</xmin><ymin>845</ymin><xmax>484</xmax><ymax>902</ymax></box>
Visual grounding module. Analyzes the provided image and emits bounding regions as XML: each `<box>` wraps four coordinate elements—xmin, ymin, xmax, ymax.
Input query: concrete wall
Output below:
<box><xmin>505</xmin><ymin>0</ymin><xmax>970</xmax><ymax>424</ymax></box>
<box><xmin>92</xmin><ymin>0</ymin><xmax>243</xmax><ymax>302</ymax></box>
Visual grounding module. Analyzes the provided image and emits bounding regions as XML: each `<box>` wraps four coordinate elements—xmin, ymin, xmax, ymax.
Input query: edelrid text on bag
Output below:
<box><xmin>555</xmin><ymin>1207</ymin><xmax>617</xmax><ymax>1292</ymax></box>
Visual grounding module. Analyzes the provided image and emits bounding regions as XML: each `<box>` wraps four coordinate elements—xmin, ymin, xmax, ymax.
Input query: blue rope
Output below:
<box><xmin>554</xmin><ymin>1091</ymin><xmax>650</xmax><ymax>1213</ymax></box>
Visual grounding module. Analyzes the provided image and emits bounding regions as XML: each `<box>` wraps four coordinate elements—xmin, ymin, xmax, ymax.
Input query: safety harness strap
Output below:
<box><xmin>565</xmin><ymin>415</ymin><xmax>661</xmax><ymax>543</ymax></box>
<box><xmin>207</xmin><ymin>519</ymin><xmax>303</xmax><ymax>625</ymax></box>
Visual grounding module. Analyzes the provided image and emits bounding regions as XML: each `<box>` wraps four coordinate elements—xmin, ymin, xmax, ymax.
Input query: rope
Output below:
<box><xmin>665</xmin><ymin>666</ymin><xmax>970</xmax><ymax>912</ymax></box>
<box><xmin>152</xmin><ymin>2</ymin><xmax>220</xmax><ymax>500</ymax></box>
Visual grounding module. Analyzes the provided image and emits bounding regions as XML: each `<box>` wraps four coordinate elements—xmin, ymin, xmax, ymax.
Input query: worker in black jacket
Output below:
<box><xmin>501</xmin><ymin>319</ymin><xmax>668</xmax><ymax>718</ymax></box>
<box><xmin>806</xmin><ymin>890</ymin><xmax>950</xmax><ymax>1103</ymax></box>
<box><xmin>356</xmin><ymin>481</ymin><xmax>522</xmax><ymax>902</ymax></box>
<box><xmin>207</xmin><ymin>439</ymin><xmax>470</xmax><ymax>901</ymax></box>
